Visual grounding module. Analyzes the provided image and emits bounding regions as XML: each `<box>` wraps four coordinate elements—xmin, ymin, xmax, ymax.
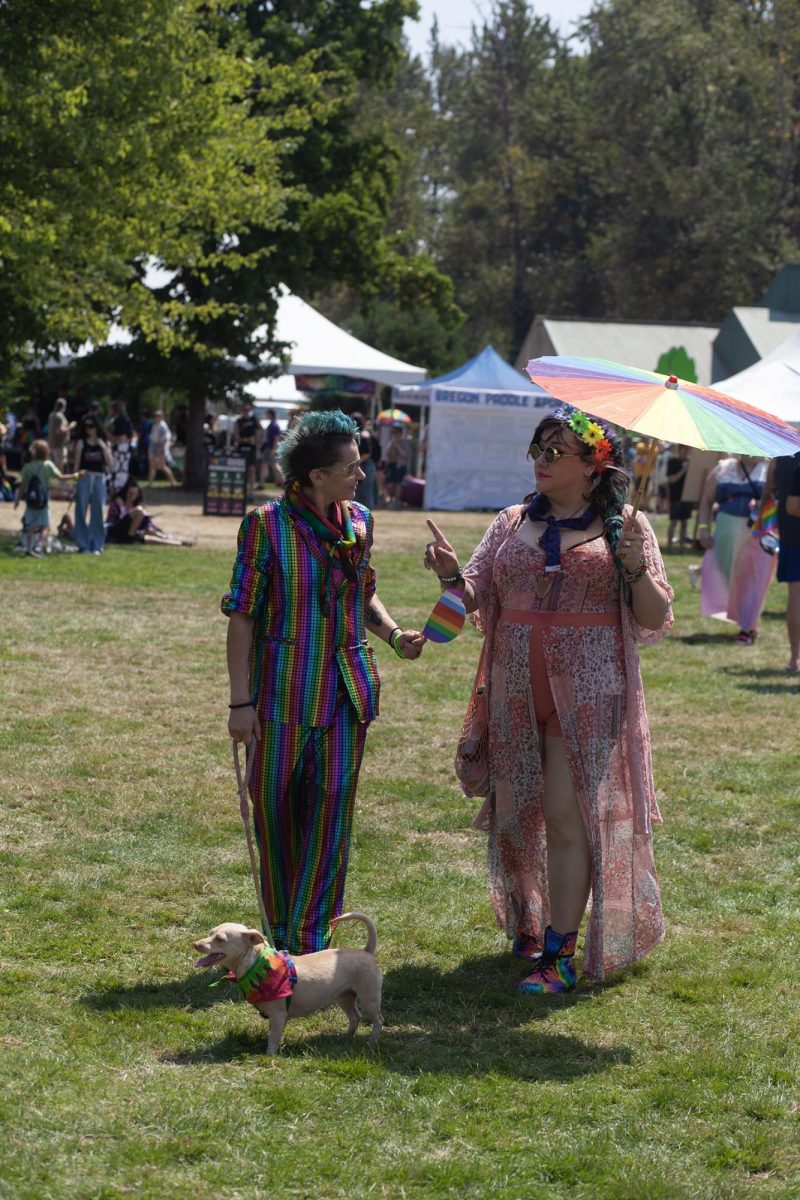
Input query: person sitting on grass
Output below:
<box><xmin>14</xmin><ymin>439</ymin><xmax>82</xmax><ymax>556</ymax></box>
<box><xmin>105</xmin><ymin>479</ymin><xmax>195</xmax><ymax>546</ymax></box>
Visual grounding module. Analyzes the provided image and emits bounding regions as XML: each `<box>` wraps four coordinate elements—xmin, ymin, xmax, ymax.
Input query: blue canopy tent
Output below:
<box><xmin>395</xmin><ymin>345</ymin><xmax>554</xmax><ymax>510</ymax></box>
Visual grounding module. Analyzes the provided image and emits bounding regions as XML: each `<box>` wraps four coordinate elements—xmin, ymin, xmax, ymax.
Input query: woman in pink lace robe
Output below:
<box><xmin>424</xmin><ymin>410</ymin><xmax>673</xmax><ymax>991</ymax></box>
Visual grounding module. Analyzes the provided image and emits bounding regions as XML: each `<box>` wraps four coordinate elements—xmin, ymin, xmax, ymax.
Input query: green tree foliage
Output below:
<box><xmin>0</xmin><ymin>0</ymin><xmax>288</xmax><ymax>382</ymax></box>
<box><xmin>111</xmin><ymin>0</ymin><xmax>460</xmax><ymax>484</ymax></box>
<box><xmin>577</xmin><ymin>0</ymin><xmax>800</xmax><ymax>321</ymax></box>
<box><xmin>366</xmin><ymin>0</ymin><xmax>800</xmax><ymax>362</ymax></box>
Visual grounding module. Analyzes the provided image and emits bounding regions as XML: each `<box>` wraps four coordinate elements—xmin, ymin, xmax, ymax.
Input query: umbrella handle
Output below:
<box><xmin>630</xmin><ymin>439</ymin><xmax>659</xmax><ymax>521</ymax></box>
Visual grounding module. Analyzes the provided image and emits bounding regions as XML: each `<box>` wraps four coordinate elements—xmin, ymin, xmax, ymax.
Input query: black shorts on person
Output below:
<box><xmin>669</xmin><ymin>499</ymin><xmax>692</xmax><ymax>521</ymax></box>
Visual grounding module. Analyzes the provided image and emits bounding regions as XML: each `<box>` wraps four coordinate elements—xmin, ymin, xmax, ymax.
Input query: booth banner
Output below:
<box><xmin>424</xmin><ymin>400</ymin><xmax>557</xmax><ymax>511</ymax></box>
<box><xmin>204</xmin><ymin>452</ymin><xmax>248</xmax><ymax>517</ymax></box>
<box><xmin>430</xmin><ymin>386</ymin><xmax>553</xmax><ymax>411</ymax></box>
<box><xmin>294</xmin><ymin>374</ymin><xmax>375</xmax><ymax>397</ymax></box>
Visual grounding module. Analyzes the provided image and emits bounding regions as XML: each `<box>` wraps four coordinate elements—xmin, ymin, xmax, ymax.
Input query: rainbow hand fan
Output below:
<box><xmin>423</xmin><ymin>586</ymin><xmax>466</xmax><ymax>643</ymax></box>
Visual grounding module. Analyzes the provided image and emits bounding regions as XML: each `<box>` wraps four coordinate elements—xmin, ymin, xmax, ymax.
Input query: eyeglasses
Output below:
<box><xmin>529</xmin><ymin>443</ymin><xmax>581</xmax><ymax>465</ymax></box>
<box><xmin>321</xmin><ymin>460</ymin><xmax>362</xmax><ymax>478</ymax></box>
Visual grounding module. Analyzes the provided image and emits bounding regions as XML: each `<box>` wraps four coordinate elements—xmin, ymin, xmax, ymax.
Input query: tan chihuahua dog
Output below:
<box><xmin>193</xmin><ymin>912</ymin><xmax>383</xmax><ymax>1054</ymax></box>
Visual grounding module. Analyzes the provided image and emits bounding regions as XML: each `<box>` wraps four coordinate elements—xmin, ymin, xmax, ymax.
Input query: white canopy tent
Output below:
<box><xmin>396</xmin><ymin>346</ymin><xmax>555</xmax><ymax>510</ymax></box>
<box><xmin>250</xmin><ymin>289</ymin><xmax>427</xmax><ymax>390</ymax></box>
<box><xmin>716</xmin><ymin>327</ymin><xmax>800</xmax><ymax>426</ymax></box>
<box><xmin>245</xmin><ymin>373</ymin><xmax>306</xmax><ymax>404</ymax></box>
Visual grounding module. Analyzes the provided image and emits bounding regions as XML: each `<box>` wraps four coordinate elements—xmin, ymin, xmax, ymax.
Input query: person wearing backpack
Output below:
<box><xmin>14</xmin><ymin>439</ymin><xmax>82</xmax><ymax>556</ymax></box>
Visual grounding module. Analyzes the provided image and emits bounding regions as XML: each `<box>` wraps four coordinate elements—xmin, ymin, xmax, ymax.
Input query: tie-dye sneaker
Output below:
<box><xmin>512</xmin><ymin>933</ymin><xmax>543</xmax><ymax>961</ymax></box>
<box><xmin>517</xmin><ymin>927</ymin><xmax>578</xmax><ymax>994</ymax></box>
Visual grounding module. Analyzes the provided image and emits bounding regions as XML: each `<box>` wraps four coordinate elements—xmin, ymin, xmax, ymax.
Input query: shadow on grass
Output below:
<box><xmin>82</xmin><ymin>972</ymin><xmax>226</xmax><ymax>1012</ymax></box>
<box><xmin>153</xmin><ymin>953</ymin><xmax>634</xmax><ymax>1081</ymax></box>
<box><xmin>675</xmin><ymin>631</ymin><xmax>739</xmax><ymax>645</ymax></box>
<box><xmin>162</xmin><ymin>1023</ymin><xmax>629</xmax><ymax>1082</ymax></box>
<box><xmin>716</xmin><ymin>665</ymin><xmax>800</xmax><ymax>693</ymax></box>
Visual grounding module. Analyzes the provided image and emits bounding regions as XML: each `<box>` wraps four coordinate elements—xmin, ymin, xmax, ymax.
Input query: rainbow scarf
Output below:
<box><xmin>286</xmin><ymin>480</ymin><xmax>358</xmax><ymax>614</ymax></box>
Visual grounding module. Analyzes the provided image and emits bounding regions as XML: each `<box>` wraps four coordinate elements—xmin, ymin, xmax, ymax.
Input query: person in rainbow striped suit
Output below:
<box><xmin>223</xmin><ymin>411</ymin><xmax>424</xmax><ymax>954</ymax></box>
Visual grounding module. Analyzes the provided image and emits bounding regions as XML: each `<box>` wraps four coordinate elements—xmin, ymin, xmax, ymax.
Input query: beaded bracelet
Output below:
<box><xmin>389</xmin><ymin>628</ymin><xmax>406</xmax><ymax>659</ymax></box>
<box><xmin>438</xmin><ymin>571</ymin><xmax>461</xmax><ymax>584</ymax></box>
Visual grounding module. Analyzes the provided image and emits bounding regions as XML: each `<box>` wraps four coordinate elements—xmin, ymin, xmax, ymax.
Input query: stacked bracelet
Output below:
<box><xmin>389</xmin><ymin>627</ymin><xmax>405</xmax><ymax>659</ymax></box>
<box><xmin>622</xmin><ymin>558</ymin><xmax>649</xmax><ymax>585</ymax></box>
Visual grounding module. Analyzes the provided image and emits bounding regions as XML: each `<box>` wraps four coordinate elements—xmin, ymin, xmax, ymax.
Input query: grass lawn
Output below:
<box><xmin>0</xmin><ymin>508</ymin><xmax>798</xmax><ymax>1200</ymax></box>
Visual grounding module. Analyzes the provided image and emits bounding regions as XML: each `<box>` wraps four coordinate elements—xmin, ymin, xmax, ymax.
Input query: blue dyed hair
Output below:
<box><xmin>278</xmin><ymin>409</ymin><xmax>359</xmax><ymax>485</ymax></box>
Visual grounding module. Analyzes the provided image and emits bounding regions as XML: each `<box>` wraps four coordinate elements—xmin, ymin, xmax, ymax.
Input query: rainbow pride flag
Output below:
<box><xmin>423</xmin><ymin>587</ymin><xmax>466</xmax><ymax>643</ymax></box>
<box><xmin>753</xmin><ymin>494</ymin><xmax>778</xmax><ymax>536</ymax></box>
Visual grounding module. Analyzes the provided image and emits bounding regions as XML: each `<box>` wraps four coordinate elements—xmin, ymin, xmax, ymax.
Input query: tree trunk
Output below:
<box><xmin>184</xmin><ymin>387</ymin><xmax>207</xmax><ymax>491</ymax></box>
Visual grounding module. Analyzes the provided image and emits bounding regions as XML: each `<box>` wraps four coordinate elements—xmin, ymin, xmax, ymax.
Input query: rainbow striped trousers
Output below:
<box><xmin>249</xmin><ymin>695</ymin><xmax>368</xmax><ymax>954</ymax></box>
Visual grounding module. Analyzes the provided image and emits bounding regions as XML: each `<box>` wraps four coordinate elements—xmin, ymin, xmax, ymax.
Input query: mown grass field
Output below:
<box><xmin>0</xmin><ymin>505</ymin><xmax>798</xmax><ymax>1200</ymax></box>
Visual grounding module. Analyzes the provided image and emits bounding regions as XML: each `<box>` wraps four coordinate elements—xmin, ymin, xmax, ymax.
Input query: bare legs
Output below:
<box><xmin>541</xmin><ymin>735</ymin><xmax>591</xmax><ymax>932</ymax></box>
<box><xmin>148</xmin><ymin>451</ymin><xmax>178</xmax><ymax>487</ymax></box>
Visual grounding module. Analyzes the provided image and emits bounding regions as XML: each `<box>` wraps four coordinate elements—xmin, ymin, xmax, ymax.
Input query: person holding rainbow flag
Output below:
<box><xmin>222</xmin><ymin>411</ymin><xmax>424</xmax><ymax>955</ymax></box>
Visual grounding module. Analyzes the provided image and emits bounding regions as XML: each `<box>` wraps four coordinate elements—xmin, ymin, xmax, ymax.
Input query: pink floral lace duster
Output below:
<box><xmin>463</xmin><ymin>505</ymin><xmax>673</xmax><ymax>979</ymax></box>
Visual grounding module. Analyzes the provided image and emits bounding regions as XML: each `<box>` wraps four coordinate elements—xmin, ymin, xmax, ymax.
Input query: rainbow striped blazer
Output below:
<box><xmin>221</xmin><ymin>498</ymin><xmax>380</xmax><ymax>726</ymax></box>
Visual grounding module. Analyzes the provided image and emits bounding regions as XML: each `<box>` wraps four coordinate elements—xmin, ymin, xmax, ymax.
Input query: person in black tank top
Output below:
<box><xmin>73</xmin><ymin>420</ymin><xmax>112</xmax><ymax>553</ymax></box>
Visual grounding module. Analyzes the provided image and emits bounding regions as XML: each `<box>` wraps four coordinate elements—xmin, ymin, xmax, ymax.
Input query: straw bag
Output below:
<box><xmin>454</xmin><ymin>643</ymin><xmax>490</xmax><ymax>797</ymax></box>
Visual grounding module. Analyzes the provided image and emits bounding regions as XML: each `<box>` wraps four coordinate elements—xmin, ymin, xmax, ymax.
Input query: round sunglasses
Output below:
<box><xmin>528</xmin><ymin>442</ymin><xmax>582</xmax><ymax>465</ymax></box>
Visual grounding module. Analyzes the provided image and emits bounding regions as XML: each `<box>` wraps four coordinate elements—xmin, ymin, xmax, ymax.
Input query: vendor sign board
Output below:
<box><xmin>204</xmin><ymin>452</ymin><xmax>248</xmax><ymax>517</ymax></box>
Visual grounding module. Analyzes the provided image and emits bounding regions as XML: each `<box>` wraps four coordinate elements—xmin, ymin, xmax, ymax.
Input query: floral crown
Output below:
<box><xmin>554</xmin><ymin>407</ymin><xmax>614</xmax><ymax>472</ymax></box>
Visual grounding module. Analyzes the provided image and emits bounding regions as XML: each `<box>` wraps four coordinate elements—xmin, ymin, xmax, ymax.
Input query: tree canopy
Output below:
<box><xmin>4</xmin><ymin>0</ymin><xmax>800</xmax><ymax>465</ymax></box>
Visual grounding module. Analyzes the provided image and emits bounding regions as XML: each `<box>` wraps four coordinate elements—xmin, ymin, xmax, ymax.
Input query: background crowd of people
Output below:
<box><xmin>0</xmin><ymin>394</ymin><xmax>190</xmax><ymax>555</ymax></box>
<box><xmin>1</xmin><ymin>392</ymin><xmax>798</xmax><ymax>672</ymax></box>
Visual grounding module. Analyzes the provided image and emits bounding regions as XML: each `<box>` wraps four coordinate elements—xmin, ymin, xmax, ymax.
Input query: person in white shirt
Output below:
<box><xmin>148</xmin><ymin>409</ymin><xmax>179</xmax><ymax>487</ymax></box>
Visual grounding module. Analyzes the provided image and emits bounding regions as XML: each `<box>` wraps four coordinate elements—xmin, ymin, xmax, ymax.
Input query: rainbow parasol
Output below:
<box><xmin>376</xmin><ymin>407</ymin><xmax>413</xmax><ymax>426</ymax></box>
<box><xmin>525</xmin><ymin>356</ymin><xmax>800</xmax><ymax>458</ymax></box>
<box><xmin>423</xmin><ymin>586</ymin><xmax>466</xmax><ymax>643</ymax></box>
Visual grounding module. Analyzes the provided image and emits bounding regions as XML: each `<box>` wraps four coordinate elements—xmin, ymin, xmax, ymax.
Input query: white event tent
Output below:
<box><xmin>249</xmin><ymin>289</ymin><xmax>426</xmax><ymax>392</ymax></box>
<box><xmin>396</xmin><ymin>346</ymin><xmax>555</xmax><ymax>510</ymax></box>
<box><xmin>716</xmin><ymin>326</ymin><xmax>800</xmax><ymax>427</ymax></box>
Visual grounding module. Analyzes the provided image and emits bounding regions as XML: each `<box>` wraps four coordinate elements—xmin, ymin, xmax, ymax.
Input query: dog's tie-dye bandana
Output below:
<box><xmin>212</xmin><ymin>946</ymin><xmax>297</xmax><ymax>1004</ymax></box>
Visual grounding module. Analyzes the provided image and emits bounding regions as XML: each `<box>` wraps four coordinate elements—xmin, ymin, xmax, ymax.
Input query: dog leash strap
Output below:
<box><xmin>232</xmin><ymin>739</ymin><xmax>274</xmax><ymax>947</ymax></box>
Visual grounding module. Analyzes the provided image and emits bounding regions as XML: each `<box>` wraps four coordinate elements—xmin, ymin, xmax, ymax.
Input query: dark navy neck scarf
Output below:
<box><xmin>526</xmin><ymin>493</ymin><xmax>598</xmax><ymax>572</ymax></box>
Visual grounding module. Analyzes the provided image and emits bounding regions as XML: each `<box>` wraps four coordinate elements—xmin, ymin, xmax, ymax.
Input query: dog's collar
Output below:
<box><xmin>222</xmin><ymin>946</ymin><xmax>297</xmax><ymax>1006</ymax></box>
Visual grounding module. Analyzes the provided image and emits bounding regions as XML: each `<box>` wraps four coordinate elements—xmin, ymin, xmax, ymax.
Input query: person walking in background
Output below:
<box><xmin>148</xmin><ymin>409</ymin><xmax>179</xmax><ymax>487</ymax></box>
<box><xmin>233</xmin><ymin>400</ymin><xmax>260</xmax><ymax>497</ymax></box>
<box><xmin>223</xmin><ymin>410</ymin><xmax>424</xmax><ymax>954</ymax></box>
<box><xmin>775</xmin><ymin>453</ymin><xmax>800</xmax><ymax>672</ymax></box>
<box><xmin>134</xmin><ymin>409</ymin><xmax>153</xmax><ymax>476</ymax></box>
<box><xmin>107</xmin><ymin>399</ymin><xmax>133</xmax><ymax>494</ymax></box>
<box><xmin>73</xmin><ymin>418</ymin><xmax>112</xmax><ymax>554</ymax></box>
<box><xmin>697</xmin><ymin>455</ymin><xmax>768</xmax><ymax>644</ymax></box>
<box><xmin>259</xmin><ymin>408</ymin><xmax>284</xmax><ymax>487</ymax></box>
<box><xmin>14</xmin><ymin>438</ymin><xmax>82</xmax><ymax>555</ymax></box>
<box><xmin>665</xmin><ymin>445</ymin><xmax>692</xmax><ymax>550</ymax></box>
<box><xmin>47</xmin><ymin>395</ymin><xmax>72</xmax><ymax>471</ymax></box>
<box><xmin>423</xmin><ymin>408</ymin><xmax>672</xmax><ymax>993</ymax></box>
<box><xmin>353</xmin><ymin>412</ymin><xmax>378</xmax><ymax>510</ymax></box>
<box><xmin>384</xmin><ymin>423</ymin><xmax>410</xmax><ymax>508</ymax></box>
